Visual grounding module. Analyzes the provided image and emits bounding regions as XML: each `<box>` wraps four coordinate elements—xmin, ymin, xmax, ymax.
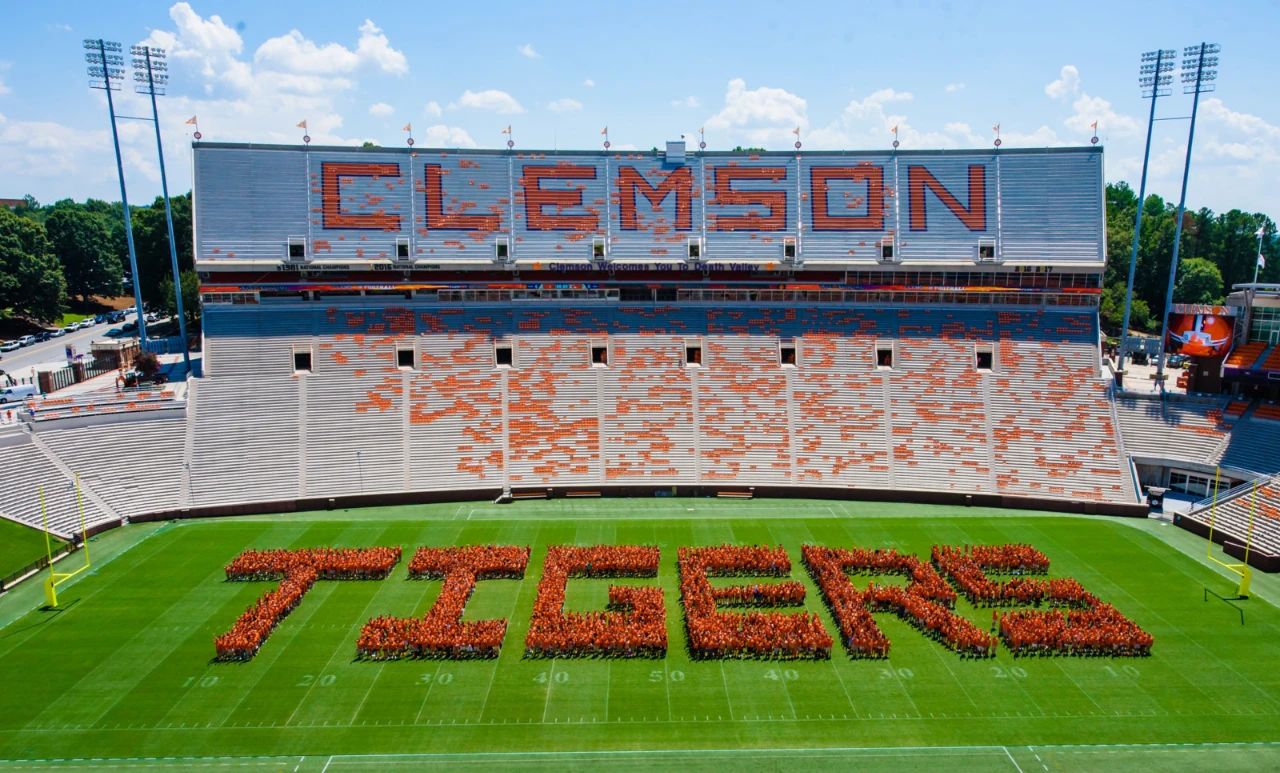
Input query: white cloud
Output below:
<box><xmin>1044</xmin><ymin>65</ymin><xmax>1139</xmax><ymax>139</ymax></box>
<box><xmin>254</xmin><ymin>19</ymin><xmax>406</xmax><ymax>77</ymax></box>
<box><xmin>422</xmin><ymin>124</ymin><xmax>477</xmax><ymax>148</ymax></box>
<box><xmin>671</xmin><ymin>96</ymin><xmax>700</xmax><ymax>109</ymax></box>
<box><xmin>583</xmin><ymin>78</ymin><xmax>595</xmax><ymax>88</ymax></box>
<box><xmin>548</xmin><ymin>98</ymin><xmax>583</xmax><ymax>113</ymax></box>
<box><xmin>705</xmin><ymin>78</ymin><xmax>808</xmax><ymax>145</ymax></box>
<box><xmin>1045</xmin><ymin>65</ymin><xmax>1080</xmax><ymax>99</ymax></box>
<box><xmin>453</xmin><ymin>89</ymin><xmax>524</xmax><ymax>114</ymax></box>
<box><xmin>368</xmin><ymin>102</ymin><xmax>394</xmax><ymax>117</ymax></box>
<box><xmin>424</xmin><ymin>100</ymin><xmax>442</xmax><ymax>117</ymax></box>
<box><xmin>945</xmin><ymin>82</ymin><xmax>965</xmax><ymax>94</ymax></box>
<box><xmin>518</xmin><ymin>43</ymin><xmax>540</xmax><ymax>60</ymax></box>
<box><xmin>355</xmin><ymin>20</ymin><xmax>408</xmax><ymax>75</ymax></box>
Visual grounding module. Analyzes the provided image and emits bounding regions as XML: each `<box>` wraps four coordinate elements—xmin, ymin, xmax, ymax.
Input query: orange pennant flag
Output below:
<box><xmin>402</xmin><ymin>123</ymin><xmax>412</xmax><ymax>133</ymax></box>
<box><xmin>501</xmin><ymin>125</ymin><xmax>512</xmax><ymax>134</ymax></box>
<box><xmin>296</xmin><ymin>120</ymin><xmax>308</xmax><ymax>130</ymax></box>
<box><xmin>1090</xmin><ymin>120</ymin><xmax>1098</xmax><ymax>131</ymax></box>
<box><xmin>185</xmin><ymin>116</ymin><xmax>198</xmax><ymax>126</ymax></box>
<box><xmin>601</xmin><ymin>126</ymin><xmax>608</xmax><ymax>135</ymax></box>
<box><xmin>791</xmin><ymin>126</ymin><xmax>801</xmax><ymax>135</ymax></box>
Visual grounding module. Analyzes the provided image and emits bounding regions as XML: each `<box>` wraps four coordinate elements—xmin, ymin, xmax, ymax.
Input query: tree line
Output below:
<box><xmin>0</xmin><ymin>183</ymin><xmax>1274</xmax><ymax>337</ymax></box>
<box><xmin>1101</xmin><ymin>182</ymin><xmax>1276</xmax><ymax>336</ymax></box>
<box><xmin>0</xmin><ymin>194</ymin><xmax>197</xmax><ymax>328</ymax></box>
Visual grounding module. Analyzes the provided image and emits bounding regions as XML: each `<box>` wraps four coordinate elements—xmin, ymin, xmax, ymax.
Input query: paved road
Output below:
<box><xmin>0</xmin><ymin>314</ymin><xmax>141</xmax><ymax>383</ymax></box>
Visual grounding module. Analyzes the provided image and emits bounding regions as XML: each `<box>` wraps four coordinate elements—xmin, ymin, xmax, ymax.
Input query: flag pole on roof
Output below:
<box><xmin>403</xmin><ymin>122</ymin><xmax>414</xmax><ymax>147</ymax></box>
<box><xmin>186</xmin><ymin>115</ymin><xmax>202</xmax><ymax>142</ymax></box>
<box><xmin>698</xmin><ymin>126</ymin><xmax>706</xmax><ymax>151</ymax></box>
<box><xmin>502</xmin><ymin>124</ymin><xmax>513</xmax><ymax>149</ymax></box>
<box><xmin>601</xmin><ymin>126</ymin><xmax>609</xmax><ymax>150</ymax></box>
<box><xmin>992</xmin><ymin>123</ymin><xmax>1002</xmax><ymax>147</ymax></box>
<box><xmin>297</xmin><ymin>119</ymin><xmax>310</xmax><ymax>145</ymax></box>
<box><xmin>1090</xmin><ymin>120</ymin><xmax>1099</xmax><ymax>145</ymax></box>
<box><xmin>891</xmin><ymin>124</ymin><xmax>899</xmax><ymax>149</ymax></box>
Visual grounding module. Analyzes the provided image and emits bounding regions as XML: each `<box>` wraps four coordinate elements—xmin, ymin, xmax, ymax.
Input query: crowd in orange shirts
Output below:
<box><xmin>525</xmin><ymin>545</ymin><xmax>666</xmax><ymax>658</ymax></box>
<box><xmin>679</xmin><ymin>545</ymin><xmax>832</xmax><ymax>660</ymax></box>
<box><xmin>931</xmin><ymin>544</ymin><xmax>1153</xmax><ymax>656</ymax></box>
<box><xmin>931</xmin><ymin>544</ymin><xmax>1091</xmax><ymax>607</ymax></box>
<box><xmin>1000</xmin><ymin>603</ymin><xmax>1154</xmax><ymax>656</ymax></box>
<box><xmin>802</xmin><ymin>546</ymin><xmax>996</xmax><ymax>658</ymax></box>
<box><xmin>215</xmin><ymin>547</ymin><xmax>401</xmax><ymax>661</ymax></box>
<box><xmin>358</xmin><ymin>545</ymin><xmax>530</xmax><ymax>660</ymax></box>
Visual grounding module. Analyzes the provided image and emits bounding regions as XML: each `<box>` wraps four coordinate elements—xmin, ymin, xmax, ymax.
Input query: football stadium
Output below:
<box><xmin>2</xmin><ymin>126</ymin><xmax>1280</xmax><ymax>769</ymax></box>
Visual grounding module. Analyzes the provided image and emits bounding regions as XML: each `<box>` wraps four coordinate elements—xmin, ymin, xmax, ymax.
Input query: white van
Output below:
<box><xmin>0</xmin><ymin>384</ymin><xmax>37</xmax><ymax>402</ymax></box>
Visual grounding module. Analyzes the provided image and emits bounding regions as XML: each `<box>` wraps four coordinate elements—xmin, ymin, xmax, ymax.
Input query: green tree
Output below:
<box><xmin>157</xmin><ymin>269</ymin><xmax>201</xmax><ymax>331</ymax></box>
<box><xmin>45</xmin><ymin>207</ymin><xmax>123</xmax><ymax>301</ymax></box>
<box><xmin>0</xmin><ymin>208</ymin><xmax>66</xmax><ymax>323</ymax></box>
<box><xmin>1100</xmin><ymin>283</ymin><xmax>1152</xmax><ymax>334</ymax></box>
<box><xmin>1174</xmin><ymin>257</ymin><xmax>1224</xmax><ymax>304</ymax></box>
<box><xmin>131</xmin><ymin>194</ymin><xmax>193</xmax><ymax>308</ymax></box>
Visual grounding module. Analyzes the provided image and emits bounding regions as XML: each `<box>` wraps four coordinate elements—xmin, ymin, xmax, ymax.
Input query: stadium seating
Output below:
<box><xmin>1115</xmin><ymin>395</ymin><xmax>1280</xmax><ymax>476</ymax></box>
<box><xmin>1224</xmin><ymin>341</ymin><xmax>1266</xmax><ymax>369</ymax></box>
<box><xmin>1184</xmin><ymin>475</ymin><xmax>1280</xmax><ymax>557</ymax></box>
<box><xmin>0</xmin><ymin>434</ymin><xmax>109</xmax><ymax>537</ymax></box>
<box><xmin>35</xmin><ymin>415</ymin><xmax>185</xmax><ymax>521</ymax></box>
<box><xmin>24</xmin><ymin>301</ymin><xmax>1280</xmax><ymax>524</ymax></box>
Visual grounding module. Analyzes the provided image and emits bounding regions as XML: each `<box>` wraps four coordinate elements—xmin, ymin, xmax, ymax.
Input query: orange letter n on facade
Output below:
<box><xmin>907</xmin><ymin>164</ymin><xmax>986</xmax><ymax>232</ymax></box>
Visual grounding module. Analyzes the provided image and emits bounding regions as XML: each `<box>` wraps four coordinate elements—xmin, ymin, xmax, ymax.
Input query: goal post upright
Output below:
<box><xmin>41</xmin><ymin>475</ymin><xmax>93</xmax><ymax>609</ymax></box>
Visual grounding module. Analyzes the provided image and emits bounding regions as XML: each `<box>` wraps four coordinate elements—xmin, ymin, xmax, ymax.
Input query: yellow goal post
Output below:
<box><xmin>41</xmin><ymin>474</ymin><xmax>91</xmax><ymax>609</ymax></box>
<box><xmin>1203</xmin><ymin>466</ymin><xmax>1255</xmax><ymax>598</ymax></box>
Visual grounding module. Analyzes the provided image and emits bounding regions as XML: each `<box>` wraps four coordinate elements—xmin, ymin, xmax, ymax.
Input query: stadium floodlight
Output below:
<box><xmin>132</xmin><ymin>45</ymin><xmax>191</xmax><ymax>374</ymax></box>
<box><xmin>84</xmin><ymin>38</ymin><xmax>148</xmax><ymax>348</ymax></box>
<box><xmin>1154</xmin><ymin>42</ymin><xmax>1222</xmax><ymax>389</ymax></box>
<box><xmin>1117</xmin><ymin>48</ymin><xmax>1175</xmax><ymax>375</ymax></box>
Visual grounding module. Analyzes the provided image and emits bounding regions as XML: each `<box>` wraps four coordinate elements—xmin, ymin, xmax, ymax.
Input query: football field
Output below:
<box><xmin>0</xmin><ymin>498</ymin><xmax>1277</xmax><ymax>771</ymax></box>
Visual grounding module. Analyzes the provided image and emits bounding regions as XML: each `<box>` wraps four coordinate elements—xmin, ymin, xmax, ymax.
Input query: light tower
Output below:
<box><xmin>1116</xmin><ymin>49</ymin><xmax>1174</xmax><ymax>376</ymax></box>
<box><xmin>132</xmin><ymin>45</ymin><xmax>191</xmax><ymax>374</ymax></box>
<box><xmin>1154</xmin><ymin>43</ymin><xmax>1220</xmax><ymax>390</ymax></box>
<box><xmin>84</xmin><ymin>39</ymin><xmax>148</xmax><ymax>347</ymax></box>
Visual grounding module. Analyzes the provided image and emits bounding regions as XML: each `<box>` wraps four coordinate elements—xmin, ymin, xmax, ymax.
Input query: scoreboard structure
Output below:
<box><xmin>193</xmin><ymin>142</ymin><xmax>1105</xmax><ymax>276</ymax></box>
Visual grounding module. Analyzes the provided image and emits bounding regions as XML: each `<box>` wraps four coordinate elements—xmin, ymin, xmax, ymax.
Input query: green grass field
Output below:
<box><xmin>0</xmin><ymin>518</ymin><xmax>64</xmax><ymax>581</ymax></box>
<box><xmin>0</xmin><ymin>498</ymin><xmax>1277</xmax><ymax>771</ymax></box>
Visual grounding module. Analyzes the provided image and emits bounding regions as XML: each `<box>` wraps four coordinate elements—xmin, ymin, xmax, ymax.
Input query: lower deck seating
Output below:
<box><xmin>0</xmin><ymin>436</ymin><xmax>108</xmax><ymax>537</ymax></box>
<box><xmin>1185</xmin><ymin>476</ymin><xmax>1280</xmax><ymax>557</ymax></box>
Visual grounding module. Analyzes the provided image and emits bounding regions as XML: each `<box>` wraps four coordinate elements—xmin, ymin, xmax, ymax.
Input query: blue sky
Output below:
<box><xmin>1</xmin><ymin>1</ymin><xmax>1277</xmax><ymax>219</ymax></box>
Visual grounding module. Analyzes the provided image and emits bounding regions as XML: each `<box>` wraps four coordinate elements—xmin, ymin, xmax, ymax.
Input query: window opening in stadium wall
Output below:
<box><xmin>685</xmin><ymin>343</ymin><xmax>702</xmax><ymax>367</ymax></box>
<box><xmin>976</xmin><ymin>345</ymin><xmax>994</xmax><ymax>371</ymax></box>
<box><xmin>591</xmin><ymin>344</ymin><xmax>609</xmax><ymax>367</ymax></box>
<box><xmin>495</xmin><ymin>237</ymin><xmax>510</xmax><ymax>260</ymax></box>
<box><xmin>397</xmin><ymin>348</ymin><xmax>415</xmax><ymax>369</ymax></box>
<box><xmin>877</xmin><ymin>345</ymin><xmax>894</xmax><ymax>370</ymax></box>
<box><xmin>495</xmin><ymin>342</ymin><xmax>513</xmax><ymax>368</ymax></box>
<box><xmin>292</xmin><ymin>348</ymin><xmax>312</xmax><ymax>373</ymax></box>
<box><xmin>1168</xmin><ymin>470</ymin><xmax>1215</xmax><ymax>499</ymax></box>
<box><xmin>780</xmin><ymin>341</ymin><xmax>797</xmax><ymax>367</ymax></box>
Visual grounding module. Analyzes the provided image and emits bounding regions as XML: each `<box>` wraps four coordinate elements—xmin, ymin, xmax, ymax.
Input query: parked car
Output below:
<box><xmin>76</xmin><ymin>319</ymin><xmax>95</xmax><ymax>329</ymax></box>
<box><xmin>0</xmin><ymin>340</ymin><xmax>19</xmax><ymax>352</ymax></box>
<box><xmin>107</xmin><ymin>311</ymin><xmax>126</xmax><ymax>323</ymax></box>
<box><xmin>105</xmin><ymin>327</ymin><xmax>125</xmax><ymax>338</ymax></box>
<box><xmin>50</xmin><ymin>328</ymin><xmax>67</xmax><ymax>338</ymax></box>
<box><xmin>144</xmin><ymin>312</ymin><xmax>159</xmax><ymax>323</ymax></box>
<box><xmin>0</xmin><ymin>384</ymin><xmax>37</xmax><ymax>402</ymax></box>
<box><xmin>33</xmin><ymin>332</ymin><xmax>51</xmax><ymax>342</ymax></box>
<box><xmin>17</xmin><ymin>335</ymin><xmax>35</xmax><ymax>347</ymax></box>
<box><xmin>94</xmin><ymin>314</ymin><xmax>109</xmax><ymax>324</ymax></box>
<box><xmin>121</xmin><ymin>321</ymin><xmax>137</xmax><ymax>332</ymax></box>
<box><xmin>60</xmin><ymin>325</ymin><xmax>78</xmax><ymax>335</ymax></box>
